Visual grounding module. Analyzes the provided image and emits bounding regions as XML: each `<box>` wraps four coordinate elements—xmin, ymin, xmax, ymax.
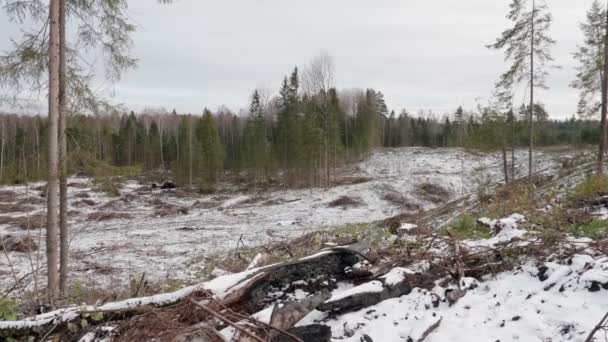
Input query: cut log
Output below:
<box><xmin>317</xmin><ymin>267</ymin><xmax>412</xmax><ymax>315</ymax></box>
<box><xmin>267</xmin><ymin>291</ymin><xmax>331</xmax><ymax>340</ymax></box>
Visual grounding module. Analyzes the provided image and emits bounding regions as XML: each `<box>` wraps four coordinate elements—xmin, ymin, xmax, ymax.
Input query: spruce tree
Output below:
<box><xmin>571</xmin><ymin>0</ymin><xmax>608</xmax><ymax>173</ymax></box>
<box><xmin>196</xmin><ymin>109</ymin><xmax>224</xmax><ymax>192</ymax></box>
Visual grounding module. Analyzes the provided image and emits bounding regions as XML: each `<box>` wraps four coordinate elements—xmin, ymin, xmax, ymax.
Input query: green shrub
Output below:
<box><xmin>569</xmin><ymin>220</ymin><xmax>608</xmax><ymax>240</ymax></box>
<box><xmin>569</xmin><ymin>175</ymin><xmax>608</xmax><ymax>205</ymax></box>
<box><xmin>0</xmin><ymin>299</ymin><xmax>17</xmax><ymax>321</ymax></box>
<box><xmin>445</xmin><ymin>214</ymin><xmax>492</xmax><ymax>240</ymax></box>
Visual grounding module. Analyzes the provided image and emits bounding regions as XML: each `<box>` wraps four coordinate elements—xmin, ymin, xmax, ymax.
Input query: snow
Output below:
<box><xmin>466</xmin><ymin>214</ymin><xmax>528</xmax><ymax>248</ymax></box>
<box><xmin>326</xmin><ymin>281</ymin><xmax>385</xmax><ymax>303</ymax></box>
<box><xmin>0</xmin><ymin>147</ymin><xmax>567</xmax><ymax>293</ymax></box>
<box><xmin>380</xmin><ymin>267</ymin><xmax>410</xmax><ymax>286</ymax></box>
<box><xmin>297</xmin><ymin>253</ymin><xmax>608</xmax><ymax>342</ymax></box>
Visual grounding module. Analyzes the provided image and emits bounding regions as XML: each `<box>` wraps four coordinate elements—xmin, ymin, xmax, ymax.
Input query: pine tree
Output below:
<box><xmin>488</xmin><ymin>0</ymin><xmax>555</xmax><ymax>190</ymax></box>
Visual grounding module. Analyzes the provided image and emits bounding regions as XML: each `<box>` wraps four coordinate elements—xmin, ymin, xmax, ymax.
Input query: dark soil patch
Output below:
<box><xmin>327</xmin><ymin>196</ymin><xmax>364</xmax><ymax>208</ymax></box>
<box><xmin>87</xmin><ymin>211</ymin><xmax>133</xmax><ymax>222</ymax></box>
<box><xmin>74</xmin><ymin>192</ymin><xmax>91</xmax><ymax>199</ymax></box>
<box><xmin>73</xmin><ymin>199</ymin><xmax>98</xmax><ymax>207</ymax></box>
<box><xmin>334</xmin><ymin>176</ymin><xmax>373</xmax><ymax>186</ymax></box>
<box><xmin>68</xmin><ymin>182</ymin><xmax>89</xmax><ymax>189</ymax></box>
<box><xmin>0</xmin><ymin>235</ymin><xmax>37</xmax><ymax>252</ymax></box>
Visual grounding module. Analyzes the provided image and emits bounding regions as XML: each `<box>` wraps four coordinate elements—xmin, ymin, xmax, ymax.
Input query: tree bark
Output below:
<box><xmin>598</xmin><ymin>0</ymin><xmax>608</xmax><ymax>175</ymax></box>
<box><xmin>502</xmin><ymin>147</ymin><xmax>509</xmax><ymax>184</ymax></box>
<box><xmin>0</xmin><ymin>119</ymin><xmax>4</xmax><ymax>182</ymax></box>
<box><xmin>46</xmin><ymin>0</ymin><xmax>61</xmax><ymax>304</ymax></box>
<box><xmin>529</xmin><ymin>0</ymin><xmax>535</xmax><ymax>194</ymax></box>
<box><xmin>58</xmin><ymin>0</ymin><xmax>68</xmax><ymax>296</ymax></box>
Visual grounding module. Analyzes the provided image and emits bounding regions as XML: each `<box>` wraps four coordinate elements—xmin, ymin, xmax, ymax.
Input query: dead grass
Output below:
<box><xmin>17</xmin><ymin>196</ymin><xmax>45</xmax><ymax>205</ymax></box>
<box><xmin>0</xmin><ymin>203</ymin><xmax>36</xmax><ymax>213</ymax></box>
<box><xmin>0</xmin><ymin>235</ymin><xmax>37</xmax><ymax>252</ymax></box>
<box><xmin>327</xmin><ymin>195</ymin><xmax>364</xmax><ymax>208</ymax></box>
<box><xmin>0</xmin><ymin>214</ymin><xmax>47</xmax><ymax>229</ymax></box>
<box><xmin>416</xmin><ymin>183</ymin><xmax>450</xmax><ymax>204</ymax></box>
<box><xmin>16</xmin><ymin>214</ymin><xmax>46</xmax><ymax>230</ymax></box>
<box><xmin>382</xmin><ymin>192</ymin><xmax>421</xmax><ymax>210</ymax></box>
<box><xmin>147</xmin><ymin>199</ymin><xmax>190</xmax><ymax>217</ymax></box>
<box><xmin>74</xmin><ymin>192</ymin><xmax>91</xmax><ymax>199</ymax></box>
<box><xmin>87</xmin><ymin>211</ymin><xmax>133</xmax><ymax>222</ymax></box>
<box><xmin>334</xmin><ymin>176</ymin><xmax>373</xmax><ymax>186</ymax></box>
<box><xmin>153</xmin><ymin>205</ymin><xmax>189</xmax><ymax>218</ymax></box>
<box><xmin>73</xmin><ymin>199</ymin><xmax>98</xmax><ymax>207</ymax></box>
<box><xmin>0</xmin><ymin>190</ymin><xmax>17</xmax><ymax>202</ymax></box>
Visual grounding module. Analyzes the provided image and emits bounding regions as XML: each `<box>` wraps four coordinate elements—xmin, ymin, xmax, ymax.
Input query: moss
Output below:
<box><xmin>444</xmin><ymin>214</ymin><xmax>492</xmax><ymax>240</ymax></box>
<box><xmin>569</xmin><ymin>220</ymin><xmax>608</xmax><ymax>240</ymax></box>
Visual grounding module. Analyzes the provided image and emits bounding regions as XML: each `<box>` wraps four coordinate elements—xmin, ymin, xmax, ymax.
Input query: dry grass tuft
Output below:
<box><xmin>327</xmin><ymin>196</ymin><xmax>364</xmax><ymax>208</ymax></box>
<box><xmin>416</xmin><ymin>183</ymin><xmax>450</xmax><ymax>204</ymax></box>
<box><xmin>0</xmin><ymin>190</ymin><xmax>17</xmax><ymax>202</ymax></box>
<box><xmin>334</xmin><ymin>176</ymin><xmax>373</xmax><ymax>186</ymax></box>
<box><xmin>87</xmin><ymin>211</ymin><xmax>133</xmax><ymax>222</ymax></box>
<box><xmin>0</xmin><ymin>203</ymin><xmax>36</xmax><ymax>213</ymax></box>
<box><xmin>0</xmin><ymin>235</ymin><xmax>38</xmax><ymax>252</ymax></box>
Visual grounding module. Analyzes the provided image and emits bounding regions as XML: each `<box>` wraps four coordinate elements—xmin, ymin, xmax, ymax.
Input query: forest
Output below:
<box><xmin>0</xmin><ymin>68</ymin><xmax>601</xmax><ymax>191</ymax></box>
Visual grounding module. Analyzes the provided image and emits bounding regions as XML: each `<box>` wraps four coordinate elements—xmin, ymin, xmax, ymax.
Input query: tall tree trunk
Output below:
<box><xmin>58</xmin><ymin>0</ymin><xmax>68</xmax><ymax>296</ymax></box>
<box><xmin>511</xmin><ymin>112</ymin><xmax>515</xmax><ymax>180</ymax></box>
<box><xmin>34</xmin><ymin>123</ymin><xmax>40</xmax><ymax>177</ymax></box>
<box><xmin>188</xmin><ymin>120</ymin><xmax>193</xmax><ymax>189</ymax></box>
<box><xmin>46</xmin><ymin>0</ymin><xmax>61</xmax><ymax>304</ymax></box>
<box><xmin>528</xmin><ymin>0</ymin><xmax>535</xmax><ymax>194</ymax></box>
<box><xmin>0</xmin><ymin>119</ymin><xmax>4</xmax><ymax>182</ymax></box>
<box><xmin>158</xmin><ymin>118</ymin><xmax>165</xmax><ymax>171</ymax></box>
<box><xmin>502</xmin><ymin>147</ymin><xmax>509</xmax><ymax>184</ymax></box>
<box><xmin>598</xmin><ymin>0</ymin><xmax>608</xmax><ymax>175</ymax></box>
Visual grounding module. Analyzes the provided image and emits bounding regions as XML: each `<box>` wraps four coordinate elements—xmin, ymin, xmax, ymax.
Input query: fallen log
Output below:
<box><xmin>0</xmin><ymin>243</ymin><xmax>369</xmax><ymax>340</ymax></box>
<box><xmin>317</xmin><ymin>267</ymin><xmax>412</xmax><ymax>315</ymax></box>
<box><xmin>267</xmin><ymin>291</ymin><xmax>331</xmax><ymax>340</ymax></box>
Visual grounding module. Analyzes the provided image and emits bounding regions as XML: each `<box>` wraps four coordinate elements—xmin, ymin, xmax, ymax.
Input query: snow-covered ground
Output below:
<box><xmin>0</xmin><ymin>147</ymin><xmax>574</xmax><ymax>292</ymax></box>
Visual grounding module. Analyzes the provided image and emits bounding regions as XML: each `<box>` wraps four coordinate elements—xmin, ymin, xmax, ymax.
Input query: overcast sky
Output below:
<box><xmin>0</xmin><ymin>0</ymin><xmax>599</xmax><ymax>118</ymax></box>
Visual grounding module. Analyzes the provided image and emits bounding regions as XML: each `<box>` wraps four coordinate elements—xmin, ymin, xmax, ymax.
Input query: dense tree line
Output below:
<box><xmin>0</xmin><ymin>94</ymin><xmax>600</xmax><ymax>190</ymax></box>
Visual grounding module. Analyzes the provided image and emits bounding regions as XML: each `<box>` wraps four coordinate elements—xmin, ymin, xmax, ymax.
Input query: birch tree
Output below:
<box><xmin>488</xmin><ymin>0</ymin><xmax>555</xmax><ymax>190</ymax></box>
